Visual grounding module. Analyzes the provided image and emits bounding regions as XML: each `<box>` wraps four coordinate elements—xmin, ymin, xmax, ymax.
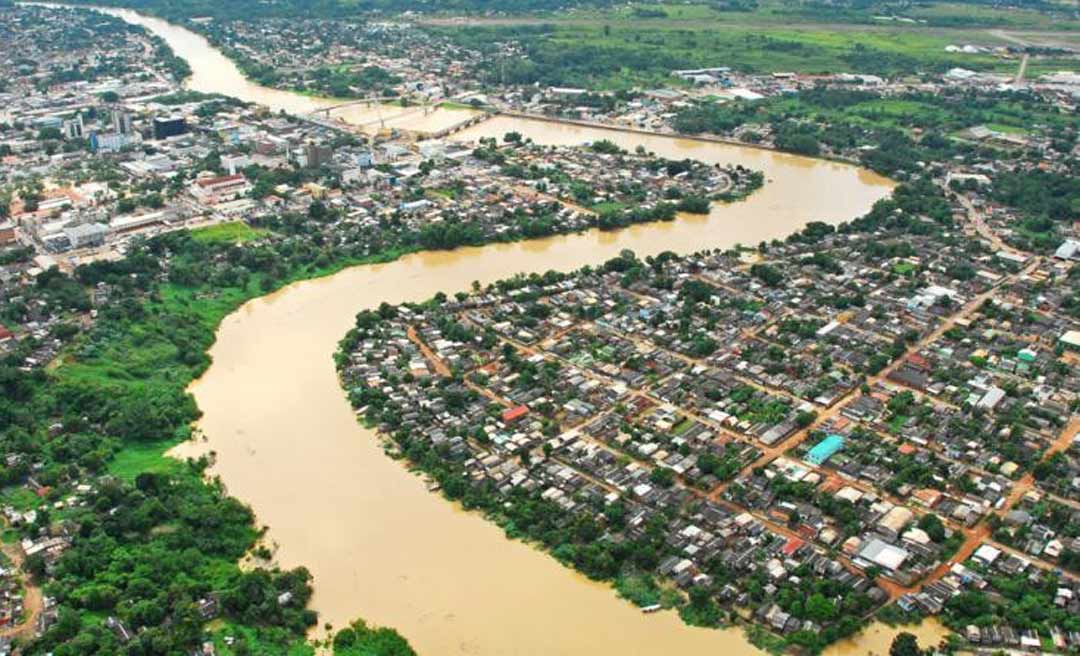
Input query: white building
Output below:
<box><xmin>190</xmin><ymin>174</ymin><xmax>251</xmax><ymax>205</ymax></box>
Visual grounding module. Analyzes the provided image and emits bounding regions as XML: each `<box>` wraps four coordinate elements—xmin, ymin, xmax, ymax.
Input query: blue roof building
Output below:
<box><xmin>806</xmin><ymin>434</ymin><xmax>845</xmax><ymax>466</ymax></box>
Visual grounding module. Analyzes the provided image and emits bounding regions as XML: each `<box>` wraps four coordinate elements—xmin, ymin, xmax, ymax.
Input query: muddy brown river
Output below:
<box><xmin>60</xmin><ymin>5</ymin><xmax>950</xmax><ymax>654</ymax></box>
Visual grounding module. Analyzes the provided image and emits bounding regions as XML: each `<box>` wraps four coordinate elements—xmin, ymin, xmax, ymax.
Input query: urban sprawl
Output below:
<box><xmin>0</xmin><ymin>2</ymin><xmax>1078</xmax><ymax>655</ymax></box>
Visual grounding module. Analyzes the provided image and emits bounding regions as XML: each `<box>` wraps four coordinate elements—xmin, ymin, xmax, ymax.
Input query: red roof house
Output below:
<box><xmin>502</xmin><ymin>405</ymin><xmax>529</xmax><ymax>424</ymax></box>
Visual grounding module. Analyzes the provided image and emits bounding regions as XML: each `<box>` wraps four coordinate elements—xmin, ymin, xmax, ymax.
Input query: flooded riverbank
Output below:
<box><xmin>44</xmin><ymin>5</ymin><xmax>948</xmax><ymax>654</ymax></box>
<box><xmin>181</xmin><ymin>116</ymin><xmax>894</xmax><ymax>654</ymax></box>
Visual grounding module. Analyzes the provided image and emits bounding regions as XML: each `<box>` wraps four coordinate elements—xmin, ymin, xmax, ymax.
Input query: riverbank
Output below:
<box><xmin>179</xmin><ymin>125</ymin><xmax>892</xmax><ymax>656</ymax></box>
<box><xmin>70</xmin><ymin>6</ymin><xmax>912</xmax><ymax>654</ymax></box>
<box><xmin>20</xmin><ymin>5</ymin><xmax>944</xmax><ymax>655</ymax></box>
<box><xmin>329</xmin><ymin>246</ymin><xmax>965</xmax><ymax>653</ymax></box>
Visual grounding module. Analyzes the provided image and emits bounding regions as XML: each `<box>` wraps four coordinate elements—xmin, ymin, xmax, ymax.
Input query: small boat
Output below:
<box><xmin>641</xmin><ymin>604</ymin><xmax>662</xmax><ymax>614</ymax></box>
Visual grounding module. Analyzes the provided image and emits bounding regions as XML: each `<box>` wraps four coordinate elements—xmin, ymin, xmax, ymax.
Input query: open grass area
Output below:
<box><xmin>728</xmin><ymin>88</ymin><xmax>1071</xmax><ymax>140</ymax></box>
<box><xmin>208</xmin><ymin>620</ymin><xmax>315</xmax><ymax>656</ymax></box>
<box><xmin>887</xmin><ymin>414</ymin><xmax>910</xmax><ymax>433</ymax></box>
<box><xmin>983</xmin><ymin>122</ymin><xmax>1031</xmax><ymax>135</ymax></box>
<box><xmin>0</xmin><ymin>486</ymin><xmax>41</xmax><ymax>512</ymax></box>
<box><xmin>581</xmin><ymin>0</ymin><xmax>1076</xmax><ymax>31</ymax></box>
<box><xmin>473</xmin><ymin>0</ymin><xmax>1079</xmax><ymax>33</ymax></box>
<box><xmin>429</xmin><ymin>0</ymin><xmax>1079</xmax><ymax>90</ymax></box>
<box><xmin>902</xmin><ymin>1</ymin><xmax>1075</xmax><ymax>30</ymax></box>
<box><xmin>437</xmin><ymin>100</ymin><xmax>483</xmax><ymax>111</ymax></box>
<box><xmin>107</xmin><ymin>438</ymin><xmax>187</xmax><ymax>482</ymax></box>
<box><xmin>438</xmin><ymin>19</ymin><xmax>1054</xmax><ymax>89</ymax></box>
<box><xmin>591</xmin><ymin>201</ymin><xmax>627</xmax><ymax>214</ymax></box>
<box><xmin>672</xmin><ymin>418</ymin><xmax>695</xmax><ymax>435</ymax></box>
<box><xmin>57</xmin><ymin>241</ymin><xmax>421</xmax><ymax>487</ymax></box>
<box><xmin>190</xmin><ymin>221</ymin><xmax>270</xmax><ymax>245</ymax></box>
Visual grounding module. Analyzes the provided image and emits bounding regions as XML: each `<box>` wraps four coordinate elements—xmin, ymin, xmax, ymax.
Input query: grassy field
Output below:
<box><xmin>579</xmin><ymin>0</ymin><xmax>1078</xmax><ymax>31</ymax></box>
<box><xmin>430</xmin><ymin>0</ymin><xmax>1078</xmax><ymax>89</ymax></box>
<box><xmin>437</xmin><ymin>99</ymin><xmax>484</xmax><ymax>110</ymax></box>
<box><xmin>107</xmin><ymin>437</ymin><xmax>188</xmax><ymax>481</ymax></box>
<box><xmin>190</xmin><ymin>221</ymin><xmax>270</xmax><ymax>245</ymax></box>
<box><xmin>438</xmin><ymin>19</ymin><xmax>1071</xmax><ymax>89</ymax></box>
<box><xmin>0</xmin><ymin>487</ymin><xmax>41</xmax><ymax>512</ymax></box>
<box><xmin>206</xmin><ymin>620</ymin><xmax>316</xmax><ymax>656</ymax></box>
<box><xmin>747</xmin><ymin>90</ymin><xmax>1070</xmax><ymax>141</ymax></box>
<box><xmin>55</xmin><ymin>241</ymin><xmax>421</xmax><ymax>486</ymax></box>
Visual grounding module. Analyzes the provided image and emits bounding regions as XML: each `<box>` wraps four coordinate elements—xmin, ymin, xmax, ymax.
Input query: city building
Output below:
<box><xmin>190</xmin><ymin>173</ymin><xmax>251</xmax><ymax>205</ymax></box>
<box><xmin>153</xmin><ymin>115</ymin><xmax>187</xmax><ymax>140</ymax></box>
<box><xmin>0</xmin><ymin>221</ymin><xmax>15</xmax><ymax>246</ymax></box>
<box><xmin>806</xmin><ymin>434</ymin><xmax>844</xmax><ymax>466</ymax></box>
<box><xmin>63</xmin><ymin>114</ymin><xmax>84</xmax><ymax>140</ymax></box>
<box><xmin>90</xmin><ymin>131</ymin><xmax>136</xmax><ymax>153</ymax></box>
<box><xmin>112</xmin><ymin>110</ymin><xmax>133</xmax><ymax>135</ymax></box>
<box><xmin>302</xmin><ymin>142</ymin><xmax>333</xmax><ymax>169</ymax></box>
<box><xmin>63</xmin><ymin>223</ymin><xmax>108</xmax><ymax>249</ymax></box>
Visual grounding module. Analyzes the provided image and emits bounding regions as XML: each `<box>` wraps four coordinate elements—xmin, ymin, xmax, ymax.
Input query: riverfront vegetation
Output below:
<box><xmin>437</xmin><ymin>22</ymin><xmax>1043</xmax><ymax>89</ymax></box>
<box><xmin>334</xmin><ymin>164</ymin><xmax>1080</xmax><ymax>653</ymax></box>
<box><xmin>61</xmin><ymin>0</ymin><xmax>1080</xmax><ymax>88</ymax></box>
<box><xmin>1</xmin><ymin>226</ymin><xmax>418</xmax><ymax>654</ymax></box>
<box><xmin>329</xmin><ymin>173</ymin><xmax>1047</xmax><ymax>654</ymax></box>
<box><xmin>0</xmin><ymin>123</ymin><xmax>762</xmax><ymax>652</ymax></box>
<box><xmin>669</xmin><ymin>86</ymin><xmax>1080</xmax><ymax>251</ymax></box>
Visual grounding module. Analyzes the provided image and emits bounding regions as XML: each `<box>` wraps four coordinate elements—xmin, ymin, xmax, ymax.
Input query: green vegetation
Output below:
<box><xmin>458</xmin><ymin>24</ymin><xmax>853</xmax><ymax>87</ymax></box>
<box><xmin>595</xmin><ymin>0</ymin><xmax>1076</xmax><ymax>30</ymax></box>
<box><xmin>679</xmin><ymin>585</ymin><xmax>725</xmax><ymax>627</ymax></box>
<box><xmin>0</xmin><ymin>226</ymin><xmax>431</xmax><ymax>654</ymax></box>
<box><xmin>106</xmin><ymin>438</ymin><xmax>186</xmax><ymax>482</ymax></box>
<box><xmin>614</xmin><ymin>572</ymin><xmax>680</xmax><ymax>608</ymax></box>
<box><xmin>0</xmin><ymin>486</ymin><xmax>41</xmax><ymax>512</ymax></box>
<box><xmin>889</xmin><ymin>632</ymin><xmax>925</xmax><ymax>656</ymax></box>
<box><xmin>991</xmin><ymin>169</ymin><xmax>1080</xmax><ymax>251</ymax></box>
<box><xmin>672</xmin><ymin>85</ymin><xmax>1078</xmax><ymax>237</ymax></box>
<box><xmin>436</xmin><ymin>19</ymin><xmax>1071</xmax><ymax>89</ymax></box>
<box><xmin>942</xmin><ymin>566</ymin><xmax>1080</xmax><ymax>638</ymax></box>
<box><xmin>331</xmin><ymin>619</ymin><xmax>415</xmax><ymax>656</ymax></box>
<box><xmin>190</xmin><ymin>221</ymin><xmax>271</xmax><ymax>244</ymax></box>
<box><xmin>62</xmin><ymin>0</ymin><xmax>1080</xmax><ymax>31</ymax></box>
